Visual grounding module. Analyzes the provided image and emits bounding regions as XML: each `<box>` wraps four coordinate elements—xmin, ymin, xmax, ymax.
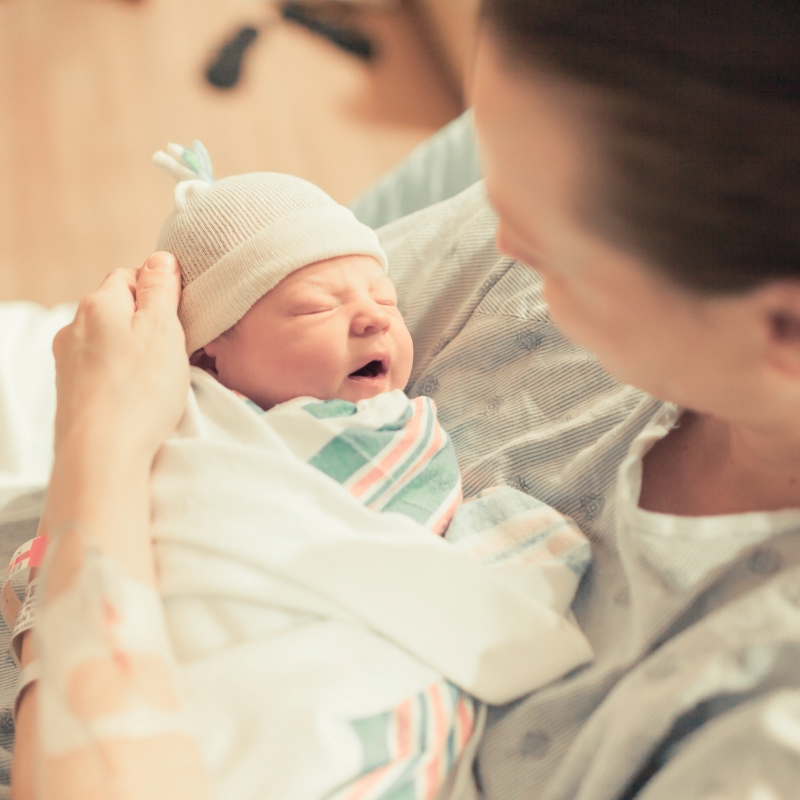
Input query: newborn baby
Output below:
<box><xmin>143</xmin><ymin>143</ymin><xmax>593</xmax><ymax>800</ymax></box>
<box><xmin>188</xmin><ymin>253</ymin><xmax>462</xmax><ymax>534</ymax></box>
<box><xmin>155</xmin><ymin>141</ymin><xmax>462</xmax><ymax>535</ymax></box>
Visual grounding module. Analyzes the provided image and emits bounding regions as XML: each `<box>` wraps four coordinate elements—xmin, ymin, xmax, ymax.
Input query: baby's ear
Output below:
<box><xmin>189</xmin><ymin>347</ymin><xmax>217</xmax><ymax>375</ymax></box>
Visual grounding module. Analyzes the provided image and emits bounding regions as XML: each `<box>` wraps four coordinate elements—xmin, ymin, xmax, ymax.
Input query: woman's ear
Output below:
<box><xmin>189</xmin><ymin>347</ymin><xmax>217</xmax><ymax>375</ymax></box>
<box><xmin>760</xmin><ymin>282</ymin><xmax>800</xmax><ymax>378</ymax></box>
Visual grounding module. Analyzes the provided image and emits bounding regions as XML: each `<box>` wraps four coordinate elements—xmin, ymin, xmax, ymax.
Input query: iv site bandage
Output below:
<box><xmin>36</xmin><ymin>538</ymin><xmax>195</xmax><ymax>757</ymax></box>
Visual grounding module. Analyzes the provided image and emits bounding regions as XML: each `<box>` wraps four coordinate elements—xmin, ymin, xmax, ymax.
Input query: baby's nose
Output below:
<box><xmin>352</xmin><ymin>301</ymin><xmax>391</xmax><ymax>335</ymax></box>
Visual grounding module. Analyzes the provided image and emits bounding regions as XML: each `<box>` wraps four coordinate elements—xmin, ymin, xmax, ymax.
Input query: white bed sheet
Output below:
<box><xmin>0</xmin><ymin>301</ymin><xmax>75</xmax><ymax>510</ymax></box>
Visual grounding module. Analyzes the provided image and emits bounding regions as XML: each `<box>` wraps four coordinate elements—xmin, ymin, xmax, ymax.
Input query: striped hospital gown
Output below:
<box><xmin>374</xmin><ymin>181</ymin><xmax>800</xmax><ymax>800</ymax></box>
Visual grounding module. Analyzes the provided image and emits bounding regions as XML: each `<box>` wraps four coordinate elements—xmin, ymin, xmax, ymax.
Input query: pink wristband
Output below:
<box><xmin>1</xmin><ymin>535</ymin><xmax>49</xmax><ymax>649</ymax></box>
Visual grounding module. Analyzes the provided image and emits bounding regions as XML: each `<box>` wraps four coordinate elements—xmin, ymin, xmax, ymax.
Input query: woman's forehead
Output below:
<box><xmin>475</xmin><ymin>36</ymin><xmax>592</xmax><ymax>204</ymax></box>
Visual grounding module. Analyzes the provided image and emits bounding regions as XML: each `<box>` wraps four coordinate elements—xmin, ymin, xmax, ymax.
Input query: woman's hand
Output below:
<box><xmin>52</xmin><ymin>251</ymin><xmax>189</xmax><ymax>466</ymax></box>
<box><xmin>45</xmin><ymin>251</ymin><xmax>189</xmax><ymax>580</ymax></box>
<box><xmin>11</xmin><ymin>253</ymin><xmax>207</xmax><ymax>800</ymax></box>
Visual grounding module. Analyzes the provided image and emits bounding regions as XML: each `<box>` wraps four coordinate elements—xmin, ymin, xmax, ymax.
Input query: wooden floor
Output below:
<box><xmin>0</xmin><ymin>0</ymin><xmax>461</xmax><ymax>306</ymax></box>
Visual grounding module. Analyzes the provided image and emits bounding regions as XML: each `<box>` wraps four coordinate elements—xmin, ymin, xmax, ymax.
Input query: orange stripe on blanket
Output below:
<box><xmin>342</xmin><ymin>761</ymin><xmax>395</xmax><ymax>800</ymax></box>
<box><xmin>395</xmin><ymin>697</ymin><xmax>413</xmax><ymax>759</ymax></box>
<box><xmin>456</xmin><ymin>696</ymin><xmax>475</xmax><ymax>750</ymax></box>
<box><xmin>422</xmin><ymin>683</ymin><xmax>448</xmax><ymax>800</ymax></box>
<box><xmin>429</xmin><ymin>485</ymin><xmax>463</xmax><ymax>537</ymax></box>
<box><xmin>350</xmin><ymin>397</ymin><xmax>427</xmax><ymax>499</ymax></box>
<box><xmin>374</xmin><ymin>407</ymin><xmax>443</xmax><ymax>504</ymax></box>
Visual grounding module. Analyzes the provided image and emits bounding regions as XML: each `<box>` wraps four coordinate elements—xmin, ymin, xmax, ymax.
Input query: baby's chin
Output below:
<box><xmin>336</xmin><ymin>373</ymin><xmax>398</xmax><ymax>403</ymax></box>
<box><xmin>219</xmin><ymin>374</ymin><xmax>400</xmax><ymax>409</ymax></box>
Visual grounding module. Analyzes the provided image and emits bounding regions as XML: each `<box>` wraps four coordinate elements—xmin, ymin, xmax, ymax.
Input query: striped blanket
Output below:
<box><xmin>246</xmin><ymin>390</ymin><xmax>462</xmax><ymax>536</ymax></box>
<box><xmin>149</xmin><ymin>369</ymin><xmax>594</xmax><ymax>800</ymax></box>
<box><xmin>237</xmin><ymin>388</ymin><xmax>590</xmax><ymax>800</ymax></box>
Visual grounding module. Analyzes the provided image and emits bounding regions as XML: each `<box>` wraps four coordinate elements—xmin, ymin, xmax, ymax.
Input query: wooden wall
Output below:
<box><xmin>0</xmin><ymin>0</ymin><xmax>462</xmax><ymax>305</ymax></box>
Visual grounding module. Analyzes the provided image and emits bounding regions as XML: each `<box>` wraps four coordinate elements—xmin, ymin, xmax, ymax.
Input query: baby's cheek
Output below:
<box><xmin>288</xmin><ymin>348</ymin><xmax>338</xmax><ymax>397</ymax></box>
<box><xmin>394</xmin><ymin>330</ymin><xmax>415</xmax><ymax>388</ymax></box>
<box><xmin>227</xmin><ymin>347</ymin><xmax>280</xmax><ymax>401</ymax></box>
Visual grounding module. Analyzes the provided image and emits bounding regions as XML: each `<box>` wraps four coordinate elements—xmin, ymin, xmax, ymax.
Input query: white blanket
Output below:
<box><xmin>0</xmin><ymin>302</ymin><xmax>75</xmax><ymax>509</ymax></box>
<box><xmin>151</xmin><ymin>369</ymin><xmax>593</xmax><ymax>800</ymax></box>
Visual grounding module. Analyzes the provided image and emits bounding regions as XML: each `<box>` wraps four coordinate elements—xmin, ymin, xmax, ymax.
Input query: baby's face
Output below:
<box><xmin>201</xmin><ymin>255</ymin><xmax>414</xmax><ymax>409</ymax></box>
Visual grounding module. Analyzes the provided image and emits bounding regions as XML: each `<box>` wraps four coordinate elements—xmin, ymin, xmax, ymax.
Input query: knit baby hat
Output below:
<box><xmin>153</xmin><ymin>141</ymin><xmax>388</xmax><ymax>355</ymax></box>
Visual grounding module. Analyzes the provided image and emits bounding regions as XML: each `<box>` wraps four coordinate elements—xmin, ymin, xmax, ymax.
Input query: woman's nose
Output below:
<box><xmin>351</xmin><ymin>300</ymin><xmax>391</xmax><ymax>336</ymax></box>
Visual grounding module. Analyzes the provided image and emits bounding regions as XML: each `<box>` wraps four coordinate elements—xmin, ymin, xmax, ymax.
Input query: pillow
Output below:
<box><xmin>349</xmin><ymin>109</ymin><xmax>482</xmax><ymax>229</ymax></box>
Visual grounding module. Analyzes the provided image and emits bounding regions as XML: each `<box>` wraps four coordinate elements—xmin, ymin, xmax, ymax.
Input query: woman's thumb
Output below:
<box><xmin>136</xmin><ymin>252</ymin><xmax>181</xmax><ymax>316</ymax></box>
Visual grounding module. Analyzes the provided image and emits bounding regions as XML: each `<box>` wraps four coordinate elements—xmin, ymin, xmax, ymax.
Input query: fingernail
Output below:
<box><xmin>146</xmin><ymin>252</ymin><xmax>177</xmax><ymax>272</ymax></box>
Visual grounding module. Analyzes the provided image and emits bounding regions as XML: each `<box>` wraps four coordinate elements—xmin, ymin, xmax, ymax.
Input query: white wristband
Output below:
<box><xmin>13</xmin><ymin>659</ymin><xmax>39</xmax><ymax>723</ymax></box>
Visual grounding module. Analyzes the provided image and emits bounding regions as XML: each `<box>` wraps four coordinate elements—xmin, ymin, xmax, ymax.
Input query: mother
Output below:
<box><xmin>14</xmin><ymin>1</ymin><xmax>800</xmax><ymax>798</ymax></box>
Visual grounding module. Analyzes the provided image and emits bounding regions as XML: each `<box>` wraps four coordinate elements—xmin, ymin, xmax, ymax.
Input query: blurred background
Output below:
<box><xmin>0</xmin><ymin>0</ymin><xmax>478</xmax><ymax>306</ymax></box>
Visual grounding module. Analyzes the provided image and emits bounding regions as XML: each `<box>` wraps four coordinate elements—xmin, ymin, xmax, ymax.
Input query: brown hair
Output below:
<box><xmin>481</xmin><ymin>0</ymin><xmax>800</xmax><ymax>293</ymax></box>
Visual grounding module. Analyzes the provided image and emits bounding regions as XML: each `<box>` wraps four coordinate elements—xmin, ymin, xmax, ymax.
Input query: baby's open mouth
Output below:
<box><xmin>348</xmin><ymin>359</ymin><xmax>386</xmax><ymax>379</ymax></box>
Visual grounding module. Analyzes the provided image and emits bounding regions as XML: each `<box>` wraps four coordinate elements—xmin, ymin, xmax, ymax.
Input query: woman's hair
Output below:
<box><xmin>481</xmin><ymin>0</ymin><xmax>800</xmax><ymax>293</ymax></box>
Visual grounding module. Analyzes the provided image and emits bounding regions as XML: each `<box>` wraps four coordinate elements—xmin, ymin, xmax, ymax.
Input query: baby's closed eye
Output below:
<box><xmin>291</xmin><ymin>304</ymin><xmax>337</xmax><ymax>315</ymax></box>
<box><xmin>288</xmin><ymin>294</ymin><xmax>340</xmax><ymax>315</ymax></box>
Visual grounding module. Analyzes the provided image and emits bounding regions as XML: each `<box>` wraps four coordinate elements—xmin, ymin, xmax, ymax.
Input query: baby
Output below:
<box><xmin>154</xmin><ymin>141</ymin><xmax>462</xmax><ymax>535</ymax></box>
<box><xmin>141</xmin><ymin>143</ymin><xmax>594</xmax><ymax>800</ymax></box>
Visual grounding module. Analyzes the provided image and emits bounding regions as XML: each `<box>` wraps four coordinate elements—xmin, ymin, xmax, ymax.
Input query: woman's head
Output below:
<box><xmin>473</xmin><ymin>0</ymin><xmax>800</xmax><ymax>430</ymax></box>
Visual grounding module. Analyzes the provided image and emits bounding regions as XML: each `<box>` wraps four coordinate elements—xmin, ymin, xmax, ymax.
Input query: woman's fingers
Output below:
<box><xmin>134</xmin><ymin>252</ymin><xmax>181</xmax><ymax>324</ymax></box>
<box><xmin>50</xmin><ymin>250</ymin><xmax>188</xmax><ymax>464</ymax></box>
<box><xmin>92</xmin><ymin>268</ymin><xmax>138</xmax><ymax>316</ymax></box>
<box><xmin>98</xmin><ymin>267</ymin><xmax>138</xmax><ymax>294</ymax></box>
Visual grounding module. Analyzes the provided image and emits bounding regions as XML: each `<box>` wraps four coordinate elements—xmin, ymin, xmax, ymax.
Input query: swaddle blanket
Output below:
<box><xmin>238</xmin><ymin>389</ymin><xmax>463</xmax><ymax>537</ymax></box>
<box><xmin>151</xmin><ymin>368</ymin><xmax>594</xmax><ymax>800</ymax></box>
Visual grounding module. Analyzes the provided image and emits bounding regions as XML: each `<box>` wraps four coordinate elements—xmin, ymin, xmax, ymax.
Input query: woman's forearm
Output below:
<box><xmin>9</xmin><ymin>257</ymin><xmax>208</xmax><ymax>800</ymax></box>
<box><xmin>29</xmin><ymin>431</ymin><xmax>210</xmax><ymax>800</ymax></box>
<box><xmin>10</xmin><ymin>631</ymin><xmax>37</xmax><ymax>800</ymax></box>
<box><xmin>10</xmin><ymin>440</ymin><xmax>159</xmax><ymax>800</ymax></box>
<box><xmin>44</xmin><ymin>430</ymin><xmax>156</xmax><ymax>586</ymax></box>
<box><xmin>12</xmin><ymin>440</ymin><xmax>210</xmax><ymax>800</ymax></box>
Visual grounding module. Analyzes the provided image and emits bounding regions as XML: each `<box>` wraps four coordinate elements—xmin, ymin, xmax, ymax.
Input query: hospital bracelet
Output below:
<box><xmin>2</xmin><ymin>535</ymin><xmax>49</xmax><ymax>665</ymax></box>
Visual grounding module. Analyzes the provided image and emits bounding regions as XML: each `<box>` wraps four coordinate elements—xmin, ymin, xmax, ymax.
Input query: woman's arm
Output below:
<box><xmin>11</xmin><ymin>627</ymin><xmax>38</xmax><ymax>800</ymax></box>
<box><xmin>11</xmin><ymin>254</ymin><xmax>210</xmax><ymax>800</ymax></box>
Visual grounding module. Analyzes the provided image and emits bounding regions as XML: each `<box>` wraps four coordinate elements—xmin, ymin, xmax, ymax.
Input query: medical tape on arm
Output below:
<box><xmin>35</xmin><ymin>535</ymin><xmax>195</xmax><ymax>757</ymax></box>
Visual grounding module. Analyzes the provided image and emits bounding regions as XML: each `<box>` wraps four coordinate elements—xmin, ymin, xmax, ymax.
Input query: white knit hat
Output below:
<box><xmin>153</xmin><ymin>141</ymin><xmax>388</xmax><ymax>355</ymax></box>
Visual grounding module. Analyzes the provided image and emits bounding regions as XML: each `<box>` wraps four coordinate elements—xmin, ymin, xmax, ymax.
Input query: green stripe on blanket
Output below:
<box><xmin>308</xmin><ymin>428</ymin><xmax>398</xmax><ymax>484</ymax></box>
<box><xmin>381</xmin><ymin>446</ymin><xmax>462</xmax><ymax>524</ymax></box>
<box><xmin>363</xmin><ymin>401</ymin><xmax>436</xmax><ymax>508</ymax></box>
<box><xmin>302</xmin><ymin>399</ymin><xmax>358</xmax><ymax>419</ymax></box>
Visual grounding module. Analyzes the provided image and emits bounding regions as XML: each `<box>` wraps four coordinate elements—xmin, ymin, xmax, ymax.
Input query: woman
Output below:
<box><xmin>13</xmin><ymin>1</ymin><xmax>800</xmax><ymax>798</ymax></box>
